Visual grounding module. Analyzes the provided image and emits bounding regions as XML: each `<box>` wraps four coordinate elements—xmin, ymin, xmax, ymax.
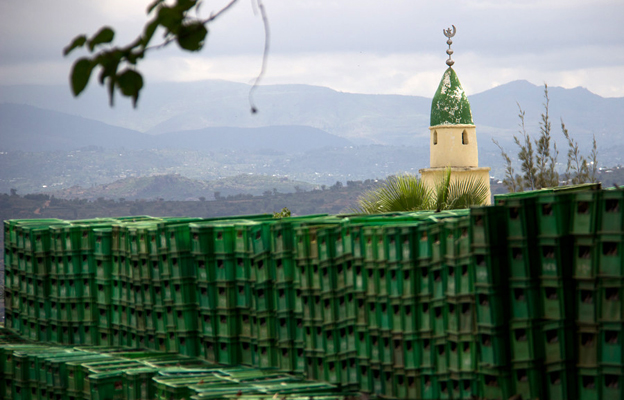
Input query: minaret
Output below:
<box><xmin>419</xmin><ymin>26</ymin><xmax>492</xmax><ymax>204</ymax></box>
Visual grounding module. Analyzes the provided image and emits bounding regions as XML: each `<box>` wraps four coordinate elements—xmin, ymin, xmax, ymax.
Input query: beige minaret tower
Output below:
<box><xmin>419</xmin><ymin>26</ymin><xmax>491</xmax><ymax>204</ymax></box>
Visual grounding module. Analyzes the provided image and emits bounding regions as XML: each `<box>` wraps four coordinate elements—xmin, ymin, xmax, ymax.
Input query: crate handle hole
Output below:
<box><xmin>579</xmin><ymin>246</ymin><xmax>591</xmax><ymax>259</ymax></box>
<box><xmin>606</xmin><ymin>199</ymin><xmax>620</xmax><ymax>213</ymax></box>
<box><xmin>603</xmin><ymin>242</ymin><xmax>619</xmax><ymax>256</ymax></box>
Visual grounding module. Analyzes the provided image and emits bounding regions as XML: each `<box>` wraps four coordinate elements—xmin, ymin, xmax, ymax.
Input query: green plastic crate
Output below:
<box><xmin>475</xmin><ymin>289</ymin><xmax>508</xmax><ymax>328</ymax></box>
<box><xmin>495</xmin><ymin>191</ymin><xmax>542</xmax><ymax>238</ymax></box>
<box><xmin>446</xmin><ymin>296</ymin><xmax>475</xmax><ymax>335</ymax></box>
<box><xmin>599</xmin><ymin>189</ymin><xmax>624</xmax><ymax>234</ymax></box>
<box><xmin>510</xmin><ymin>320</ymin><xmax>544</xmax><ymax>362</ymax></box>
<box><xmin>598</xmin><ymin>234</ymin><xmax>624</xmax><ymax>277</ymax></box>
<box><xmin>510</xmin><ymin>360</ymin><xmax>545</xmax><ymax>400</ymax></box>
<box><xmin>578</xmin><ymin>367</ymin><xmax>600</xmax><ymax>400</ymax></box>
<box><xmin>571</xmin><ymin>190</ymin><xmax>601</xmax><ymax>235</ymax></box>
<box><xmin>477</xmin><ymin>326</ymin><xmax>509</xmax><ymax>368</ymax></box>
<box><xmin>543</xmin><ymin>320</ymin><xmax>575</xmax><ymax>364</ymax></box>
<box><xmin>545</xmin><ymin>362</ymin><xmax>576</xmax><ymax>400</ymax></box>
<box><xmin>601</xmin><ymin>323</ymin><xmax>624</xmax><ymax>366</ymax></box>
<box><xmin>601</xmin><ymin>366</ymin><xmax>624</xmax><ymax>400</ymax></box>
<box><xmin>578</xmin><ymin>325</ymin><xmax>599</xmax><ymax>368</ymax></box>
<box><xmin>505</xmin><ymin>238</ymin><xmax>539</xmax><ymax>279</ymax></box>
<box><xmin>444</xmin><ymin>217</ymin><xmax>471</xmax><ymax>259</ymax></box>
<box><xmin>479</xmin><ymin>368</ymin><xmax>513</xmax><ymax>400</ymax></box>
<box><xmin>574</xmin><ymin>237</ymin><xmax>599</xmax><ymax>279</ymax></box>
<box><xmin>599</xmin><ymin>278</ymin><xmax>624</xmax><ymax>322</ymax></box>
<box><xmin>510</xmin><ymin>280</ymin><xmax>541</xmax><ymax>320</ymax></box>
<box><xmin>538</xmin><ymin>236</ymin><xmax>573</xmax><ymax>278</ymax></box>
<box><xmin>536</xmin><ymin>193</ymin><xmax>573</xmax><ymax>237</ymax></box>
<box><xmin>93</xmin><ymin>228</ymin><xmax>112</xmax><ymax>257</ymax></box>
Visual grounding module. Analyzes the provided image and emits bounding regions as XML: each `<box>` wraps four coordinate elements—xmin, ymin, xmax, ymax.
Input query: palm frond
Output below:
<box><xmin>433</xmin><ymin>167</ymin><xmax>452</xmax><ymax>211</ymax></box>
<box><xmin>352</xmin><ymin>175</ymin><xmax>430</xmax><ymax>214</ymax></box>
<box><xmin>353</xmin><ymin>170</ymin><xmax>489</xmax><ymax>214</ymax></box>
<box><xmin>445</xmin><ymin>174</ymin><xmax>490</xmax><ymax>209</ymax></box>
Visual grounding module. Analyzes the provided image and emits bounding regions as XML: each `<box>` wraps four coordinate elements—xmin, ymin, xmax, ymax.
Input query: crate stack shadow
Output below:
<box><xmin>3</xmin><ymin>183</ymin><xmax>624</xmax><ymax>399</ymax></box>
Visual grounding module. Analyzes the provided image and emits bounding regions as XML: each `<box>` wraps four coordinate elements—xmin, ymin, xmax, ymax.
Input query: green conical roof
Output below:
<box><xmin>430</xmin><ymin>67</ymin><xmax>474</xmax><ymax>126</ymax></box>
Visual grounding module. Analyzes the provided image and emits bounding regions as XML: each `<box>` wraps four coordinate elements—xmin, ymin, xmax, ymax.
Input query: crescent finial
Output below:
<box><xmin>443</xmin><ymin>25</ymin><xmax>456</xmax><ymax>39</ymax></box>
<box><xmin>443</xmin><ymin>25</ymin><xmax>456</xmax><ymax>66</ymax></box>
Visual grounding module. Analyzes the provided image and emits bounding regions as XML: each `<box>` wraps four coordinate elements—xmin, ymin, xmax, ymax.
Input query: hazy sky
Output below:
<box><xmin>1</xmin><ymin>0</ymin><xmax>623</xmax><ymax>98</ymax></box>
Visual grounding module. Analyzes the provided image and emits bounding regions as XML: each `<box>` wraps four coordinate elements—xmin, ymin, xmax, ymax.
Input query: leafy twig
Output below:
<box><xmin>64</xmin><ymin>0</ymin><xmax>269</xmax><ymax>112</ymax></box>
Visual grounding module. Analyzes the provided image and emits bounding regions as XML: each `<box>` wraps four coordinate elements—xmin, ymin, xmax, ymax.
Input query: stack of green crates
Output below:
<box><xmin>0</xmin><ymin>326</ymin><xmax>359</xmax><ymax>400</ymax></box>
<box><xmin>493</xmin><ymin>183</ymin><xmax>623</xmax><ymax>400</ymax></box>
<box><xmin>9</xmin><ymin>184</ymin><xmax>624</xmax><ymax>400</ymax></box>
<box><xmin>570</xmin><ymin>188</ymin><xmax>624</xmax><ymax>400</ymax></box>
<box><xmin>3</xmin><ymin>218</ymin><xmax>65</xmax><ymax>340</ymax></box>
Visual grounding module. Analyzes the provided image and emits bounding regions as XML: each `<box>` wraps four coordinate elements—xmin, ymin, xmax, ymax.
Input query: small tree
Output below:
<box><xmin>561</xmin><ymin>120</ymin><xmax>598</xmax><ymax>184</ymax></box>
<box><xmin>534</xmin><ymin>84</ymin><xmax>559</xmax><ymax>188</ymax></box>
<box><xmin>494</xmin><ymin>83</ymin><xmax>597</xmax><ymax>192</ymax></box>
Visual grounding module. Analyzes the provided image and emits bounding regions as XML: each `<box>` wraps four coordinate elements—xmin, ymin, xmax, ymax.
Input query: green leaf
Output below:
<box><xmin>88</xmin><ymin>27</ymin><xmax>115</xmax><ymax>51</ymax></box>
<box><xmin>176</xmin><ymin>22</ymin><xmax>207</xmax><ymax>51</ymax></box>
<box><xmin>63</xmin><ymin>35</ymin><xmax>87</xmax><ymax>56</ymax></box>
<box><xmin>70</xmin><ymin>58</ymin><xmax>93</xmax><ymax>96</ymax></box>
<box><xmin>96</xmin><ymin>51</ymin><xmax>122</xmax><ymax>85</ymax></box>
<box><xmin>175</xmin><ymin>0</ymin><xmax>197</xmax><ymax>12</ymax></box>
<box><xmin>157</xmin><ymin>7</ymin><xmax>183</xmax><ymax>33</ymax></box>
<box><xmin>116</xmin><ymin>69</ymin><xmax>144</xmax><ymax>108</ymax></box>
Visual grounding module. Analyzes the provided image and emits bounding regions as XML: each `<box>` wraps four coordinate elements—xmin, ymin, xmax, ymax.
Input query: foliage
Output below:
<box><xmin>494</xmin><ymin>84</ymin><xmax>597</xmax><ymax>192</ymax></box>
<box><xmin>534</xmin><ymin>84</ymin><xmax>559</xmax><ymax>188</ymax></box>
<box><xmin>562</xmin><ymin>120</ymin><xmax>598</xmax><ymax>184</ymax></box>
<box><xmin>354</xmin><ymin>174</ymin><xmax>430</xmax><ymax>214</ymax></box>
<box><xmin>352</xmin><ymin>171</ymin><xmax>489</xmax><ymax>214</ymax></box>
<box><xmin>64</xmin><ymin>0</ymin><xmax>268</xmax><ymax>110</ymax></box>
<box><xmin>272</xmin><ymin>207</ymin><xmax>291</xmax><ymax>219</ymax></box>
<box><xmin>433</xmin><ymin>169</ymin><xmax>491</xmax><ymax>212</ymax></box>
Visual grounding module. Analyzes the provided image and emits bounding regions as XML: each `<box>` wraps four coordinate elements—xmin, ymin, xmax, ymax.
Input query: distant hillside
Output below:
<box><xmin>49</xmin><ymin>174</ymin><xmax>317</xmax><ymax>201</ymax></box>
<box><xmin>1</xmin><ymin>80</ymin><xmax>622</xmax><ymax>151</ymax></box>
<box><xmin>2</xmin><ymin>79</ymin><xmax>623</xmax><ymax>184</ymax></box>
<box><xmin>0</xmin><ymin>104</ymin><xmax>149</xmax><ymax>151</ymax></box>
<box><xmin>470</xmin><ymin>80</ymin><xmax>624</xmax><ymax>164</ymax></box>
<box><xmin>0</xmin><ymin>104</ymin><xmax>351</xmax><ymax>152</ymax></box>
<box><xmin>0</xmin><ymin>146</ymin><xmax>427</xmax><ymax>195</ymax></box>
<box><xmin>151</xmin><ymin>125</ymin><xmax>352</xmax><ymax>152</ymax></box>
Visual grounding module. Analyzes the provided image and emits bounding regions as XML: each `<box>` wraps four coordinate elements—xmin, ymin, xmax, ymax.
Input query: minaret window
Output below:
<box><xmin>433</xmin><ymin>131</ymin><xmax>438</xmax><ymax>145</ymax></box>
<box><xmin>462</xmin><ymin>130</ymin><xmax>468</xmax><ymax>145</ymax></box>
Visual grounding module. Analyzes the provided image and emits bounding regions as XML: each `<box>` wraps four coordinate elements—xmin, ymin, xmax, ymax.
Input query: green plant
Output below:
<box><xmin>352</xmin><ymin>170</ymin><xmax>489</xmax><ymax>214</ymax></box>
<box><xmin>562</xmin><ymin>120</ymin><xmax>598</xmax><ymax>184</ymax></box>
<box><xmin>494</xmin><ymin>83</ymin><xmax>597</xmax><ymax>192</ymax></box>
<box><xmin>273</xmin><ymin>207</ymin><xmax>291</xmax><ymax>219</ymax></box>
<box><xmin>64</xmin><ymin>0</ymin><xmax>268</xmax><ymax>110</ymax></box>
<box><xmin>432</xmin><ymin>168</ymin><xmax>490</xmax><ymax>212</ymax></box>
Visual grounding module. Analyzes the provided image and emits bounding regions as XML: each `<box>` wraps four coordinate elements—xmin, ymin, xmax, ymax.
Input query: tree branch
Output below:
<box><xmin>248</xmin><ymin>0</ymin><xmax>270</xmax><ymax>113</ymax></box>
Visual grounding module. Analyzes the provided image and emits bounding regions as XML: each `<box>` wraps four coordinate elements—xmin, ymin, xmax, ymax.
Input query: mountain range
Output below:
<box><xmin>0</xmin><ymin>104</ymin><xmax>351</xmax><ymax>152</ymax></box>
<box><xmin>1</xmin><ymin>78</ymin><xmax>623</xmax><ymax>196</ymax></box>
<box><xmin>2</xmin><ymin>79</ymin><xmax>623</xmax><ymax>150</ymax></box>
